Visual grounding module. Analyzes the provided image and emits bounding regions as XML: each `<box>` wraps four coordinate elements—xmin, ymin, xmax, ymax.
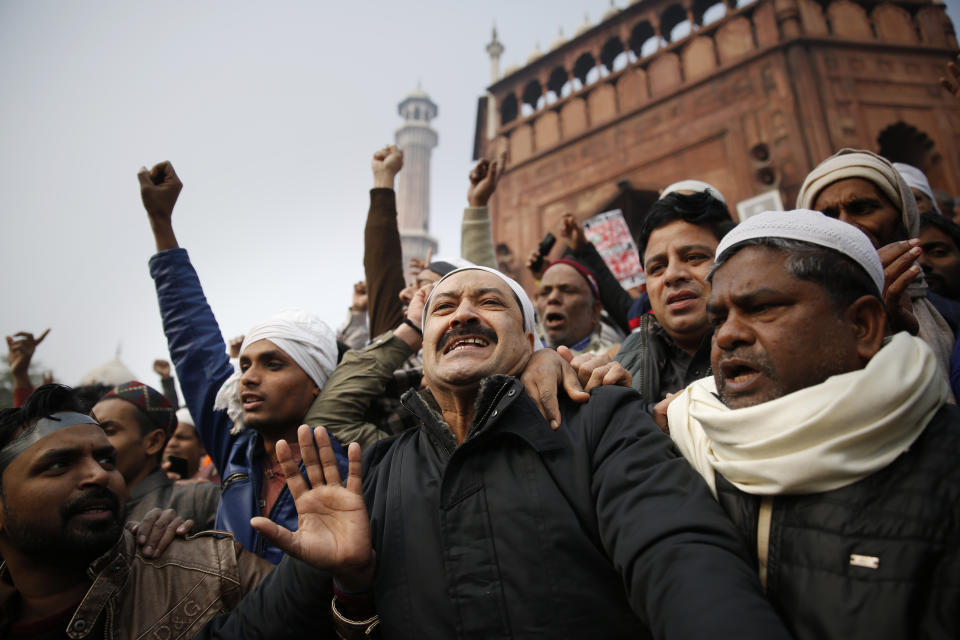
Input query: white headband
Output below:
<box><xmin>214</xmin><ymin>308</ymin><xmax>337</xmax><ymax>432</ymax></box>
<box><xmin>715</xmin><ymin>209</ymin><xmax>884</xmax><ymax>296</ymax></box>
<box><xmin>423</xmin><ymin>266</ymin><xmax>543</xmax><ymax>351</ymax></box>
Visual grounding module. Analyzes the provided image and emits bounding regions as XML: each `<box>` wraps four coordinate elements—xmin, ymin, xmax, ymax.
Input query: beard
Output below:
<box><xmin>3</xmin><ymin>486</ymin><xmax>124</xmax><ymax>568</ymax></box>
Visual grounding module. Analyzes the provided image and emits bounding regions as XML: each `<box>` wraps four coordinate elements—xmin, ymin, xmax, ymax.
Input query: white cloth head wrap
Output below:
<box><xmin>661</xmin><ymin>179</ymin><xmax>728</xmax><ymax>206</ymax></box>
<box><xmin>716</xmin><ymin>209</ymin><xmax>884</xmax><ymax>296</ymax></box>
<box><xmin>175</xmin><ymin>407</ymin><xmax>194</xmax><ymax>427</ymax></box>
<box><xmin>796</xmin><ymin>148</ymin><xmax>920</xmax><ymax>239</ymax></box>
<box><xmin>214</xmin><ymin>308</ymin><xmax>337</xmax><ymax>433</ymax></box>
<box><xmin>893</xmin><ymin>162</ymin><xmax>942</xmax><ymax>216</ymax></box>
<box><xmin>423</xmin><ymin>266</ymin><xmax>544</xmax><ymax>351</ymax></box>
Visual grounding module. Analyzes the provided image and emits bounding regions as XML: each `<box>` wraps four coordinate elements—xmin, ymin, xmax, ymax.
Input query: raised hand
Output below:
<box><xmin>371</xmin><ymin>145</ymin><xmax>404</xmax><ymax>188</ymax></box>
<box><xmin>878</xmin><ymin>240</ymin><xmax>921</xmax><ymax>335</ymax></box>
<box><xmin>467</xmin><ymin>150</ymin><xmax>507</xmax><ymax>207</ymax></box>
<box><xmin>153</xmin><ymin>359</ymin><xmax>172</xmax><ymax>379</ymax></box>
<box><xmin>350</xmin><ymin>281</ymin><xmax>368</xmax><ymax>313</ymax></box>
<box><xmin>137</xmin><ymin>161</ymin><xmax>182</xmax><ymax>251</ymax></box>
<box><xmin>6</xmin><ymin>329</ymin><xmax>49</xmax><ymax>386</ymax></box>
<box><xmin>250</xmin><ymin>426</ymin><xmax>374</xmax><ymax>591</ymax></box>
<box><xmin>560</xmin><ymin>213</ymin><xmax>588</xmax><ymax>251</ymax></box>
<box><xmin>137</xmin><ymin>161</ymin><xmax>182</xmax><ymax>223</ymax></box>
<box><xmin>526</xmin><ymin>248</ymin><xmax>547</xmax><ymax>280</ymax></box>
<box><xmin>228</xmin><ymin>335</ymin><xmax>245</xmax><ymax>359</ymax></box>
<box><xmin>408</xmin><ymin>256</ymin><xmax>427</xmax><ymax>278</ymax></box>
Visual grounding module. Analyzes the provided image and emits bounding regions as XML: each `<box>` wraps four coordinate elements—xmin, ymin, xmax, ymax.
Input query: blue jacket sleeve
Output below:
<box><xmin>149</xmin><ymin>248</ymin><xmax>236</xmax><ymax>471</ymax></box>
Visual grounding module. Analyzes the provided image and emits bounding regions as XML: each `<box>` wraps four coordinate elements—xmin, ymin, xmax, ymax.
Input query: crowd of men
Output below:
<box><xmin>3</xmin><ymin>61</ymin><xmax>960</xmax><ymax>640</ymax></box>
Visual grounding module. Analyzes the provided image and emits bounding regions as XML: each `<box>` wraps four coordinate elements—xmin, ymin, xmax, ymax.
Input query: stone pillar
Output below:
<box><xmin>395</xmin><ymin>89</ymin><xmax>439</xmax><ymax>267</ymax></box>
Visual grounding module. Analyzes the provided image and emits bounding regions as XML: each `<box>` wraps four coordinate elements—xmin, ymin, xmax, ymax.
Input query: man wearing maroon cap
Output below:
<box><xmin>535</xmin><ymin>259</ymin><xmax>619</xmax><ymax>355</ymax></box>
<box><xmin>91</xmin><ymin>381</ymin><xmax>219</xmax><ymax>530</ymax></box>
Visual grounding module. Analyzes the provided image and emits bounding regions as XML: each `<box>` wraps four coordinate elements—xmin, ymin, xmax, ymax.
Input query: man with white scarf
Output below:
<box><xmin>796</xmin><ymin>148</ymin><xmax>956</xmax><ymax>393</ymax></box>
<box><xmin>138</xmin><ymin>161</ymin><xmax>348</xmax><ymax>564</ymax></box>
<box><xmin>666</xmin><ymin>209</ymin><xmax>960</xmax><ymax>640</ymax></box>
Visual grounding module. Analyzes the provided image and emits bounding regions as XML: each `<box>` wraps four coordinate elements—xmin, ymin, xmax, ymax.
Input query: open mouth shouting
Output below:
<box><xmin>543</xmin><ymin>311</ymin><xmax>566</xmax><ymax>329</ymax></box>
<box><xmin>716</xmin><ymin>355</ymin><xmax>775</xmax><ymax>408</ymax></box>
<box><xmin>437</xmin><ymin>326</ymin><xmax>499</xmax><ymax>355</ymax></box>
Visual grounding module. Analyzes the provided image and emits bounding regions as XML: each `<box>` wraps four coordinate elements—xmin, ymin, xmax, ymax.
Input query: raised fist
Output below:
<box><xmin>153</xmin><ymin>359</ymin><xmax>172</xmax><ymax>379</ymax></box>
<box><xmin>371</xmin><ymin>145</ymin><xmax>404</xmax><ymax>187</ymax></box>
<box><xmin>560</xmin><ymin>213</ymin><xmax>587</xmax><ymax>251</ymax></box>
<box><xmin>467</xmin><ymin>150</ymin><xmax>507</xmax><ymax>207</ymax></box>
<box><xmin>350</xmin><ymin>281</ymin><xmax>368</xmax><ymax>313</ymax></box>
<box><xmin>137</xmin><ymin>161</ymin><xmax>182</xmax><ymax>222</ymax></box>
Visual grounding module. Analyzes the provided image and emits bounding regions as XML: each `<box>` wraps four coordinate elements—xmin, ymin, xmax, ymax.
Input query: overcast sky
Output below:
<box><xmin>2</xmin><ymin>1</ymin><xmax>959</xmax><ymax>390</ymax></box>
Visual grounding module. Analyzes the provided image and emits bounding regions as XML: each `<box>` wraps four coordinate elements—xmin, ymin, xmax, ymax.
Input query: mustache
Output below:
<box><xmin>436</xmin><ymin>325</ymin><xmax>499</xmax><ymax>353</ymax></box>
<box><xmin>61</xmin><ymin>486</ymin><xmax>121</xmax><ymax>519</ymax></box>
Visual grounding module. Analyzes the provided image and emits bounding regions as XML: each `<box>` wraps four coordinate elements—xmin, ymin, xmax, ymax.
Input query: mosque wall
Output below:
<box><xmin>475</xmin><ymin>0</ymin><xmax>958</xmax><ymax>291</ymax></box>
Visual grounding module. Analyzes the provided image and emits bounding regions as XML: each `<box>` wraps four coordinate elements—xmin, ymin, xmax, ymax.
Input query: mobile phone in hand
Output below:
<box><xmin>531</xmin><ymin>232</ymin><xmax>556</xmax><ymax>272</ymax></box>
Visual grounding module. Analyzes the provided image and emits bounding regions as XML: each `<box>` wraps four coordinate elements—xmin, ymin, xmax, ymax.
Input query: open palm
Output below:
<box><xmin>251</xmin><ymin>426</ymin><xmax>375</xmax><ymax>590</ymax></box>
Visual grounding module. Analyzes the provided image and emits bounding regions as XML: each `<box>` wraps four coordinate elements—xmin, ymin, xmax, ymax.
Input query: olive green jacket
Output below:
<box><xmin>303</xmin><ymin>330</ymin><xmax>415</xmax><ymax>450</ymax></box>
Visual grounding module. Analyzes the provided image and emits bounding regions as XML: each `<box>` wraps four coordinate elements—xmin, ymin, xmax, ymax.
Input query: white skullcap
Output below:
<box><xmin>426</xmin><ymin>256</ymin><xmax>475</xmax><ymax>276</ymax></box>
<box><xmin>893</xmin><ymin>163</ymin><xmax>942</xmax><ymax>216</ymax></box>
<box><xmin>213</xmin><ymin>308</ymin><xmax>337</xmax><ymax>433</ymax></box>
<box><xmin>796</xmin><ymin>148</ymin><xmax>919</xmax><ymax>238</ymax></box>
<box><xmin>661</xmin><ymin>180</ymin><xmax>728</xmax><ymax>206</ymax></box>
<box><xmin>715</xmin><ymin>209</ymin><xmax>884</xmax><ymax>296</ymax></box>
<box><xmin>422</xmin><ymin>266</ymin><xmax>544</xmax><ymax>351</ymax></box>
<box><xmin>175</xmin><ymin>407</ymin><xmax>194</xmax><ymax>427</ymax></box>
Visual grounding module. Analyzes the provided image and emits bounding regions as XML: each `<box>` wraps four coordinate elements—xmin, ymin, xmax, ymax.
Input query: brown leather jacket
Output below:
<box><xmin>0</xmin><ymin>529</ymin><xmax>273</xmax><ymax>639</ymax></box>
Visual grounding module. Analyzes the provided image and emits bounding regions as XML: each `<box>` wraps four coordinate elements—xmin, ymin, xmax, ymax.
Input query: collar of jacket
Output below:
<box><xmin>401</xmin><ymin>375</ymin><xmax>566</xmax><ymax>457</ymax></box>
<box><xmin>127</xmin><ymin>467</ymin><xmax>171</xmax><ymax>503</ymax></box>
<box><xmin>0</xmin><ymin>530</ymin><xmax>131</xmax><ymax>638</ymax></box>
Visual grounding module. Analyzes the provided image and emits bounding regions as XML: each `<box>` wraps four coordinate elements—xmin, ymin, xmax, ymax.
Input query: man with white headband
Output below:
<box><xmin>664</xmin><ymin>209</ymin><xmax>960</xmax><ymax>639</ymax></box>
<box><xmin>138</xmin><ymin>161</ymin><xmax>347</xmax><ymax>563</ymax></box>
<box><xmin>0</xmin><ymin>384</ymin><xmax>273</xmax><ymax>637</ymax></box>
<box><xmin>198</xmin><ymin>266</ymin><xmax>791</xmax><ymax>639</ymax></box>
<box><xmin>796</xmin><ymin>148</ymin><xmax>956</xmax><ymax>391</ymax></box>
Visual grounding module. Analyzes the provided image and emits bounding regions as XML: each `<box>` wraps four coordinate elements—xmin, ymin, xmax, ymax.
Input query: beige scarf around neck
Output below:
<box><xmin>667</xmin><ymin>333</ymin><xmax>947</xmax><ymax>497</ymax></box>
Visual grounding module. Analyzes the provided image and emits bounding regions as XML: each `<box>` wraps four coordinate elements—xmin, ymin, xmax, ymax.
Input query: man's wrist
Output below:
<box><xmin>394</xmin><ymin>321</ymin><xmax>423</xmax><ymax>350</ymax></box>
<box><xmin>11</xmin><ymin>371</ymin><xmax>31</xmax><ymax>389</ymax></box>
<box><xmin>149</xmin><ymin>219</ymin><xmax>179</xmax><ymax>251</ymax></box>
<box><xmin>372</xmin><ymin>174</ymin><xmax>395</xmax><ymax>189</ymax></box>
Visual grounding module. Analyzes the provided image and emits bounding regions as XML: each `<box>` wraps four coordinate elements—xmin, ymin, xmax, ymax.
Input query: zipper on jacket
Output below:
<box><xmin>221</xmin><ymin>472</ymin><xmax>249</xmax><ymax>492</ymax></box>
<box><xmin>469</xmin><ymin>378</ymin><xmax>514</xmax><ymax>441</ymax></box>
<box><xmin>638</xmin><ymin>315</ymin><xmax>650</xmax><ymax>399</ymax></box>
<box><xmin>757</xmin><ymin>496</ymin><xmax>774</xmax><ymax>591</ymax></box>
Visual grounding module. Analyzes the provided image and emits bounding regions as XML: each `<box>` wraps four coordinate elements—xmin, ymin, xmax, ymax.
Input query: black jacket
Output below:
<box><xmin>615</xmin><ymin>314</ymin><xmax>711</xmax><ymax>410</ymax></box>
<box><xmin>717</xmin><ymin>403</ymin><xmax>960</xmax><ymax>640</ymax></box>
<box><xmin>360</xmin><ymin>376</ymin><xmax>786</xmax><ymax>639</ymax></box>
<box><xmin>199</xmin><ymin>376</ymin><xmax>789</xmax><ymax>639</ymax></box>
